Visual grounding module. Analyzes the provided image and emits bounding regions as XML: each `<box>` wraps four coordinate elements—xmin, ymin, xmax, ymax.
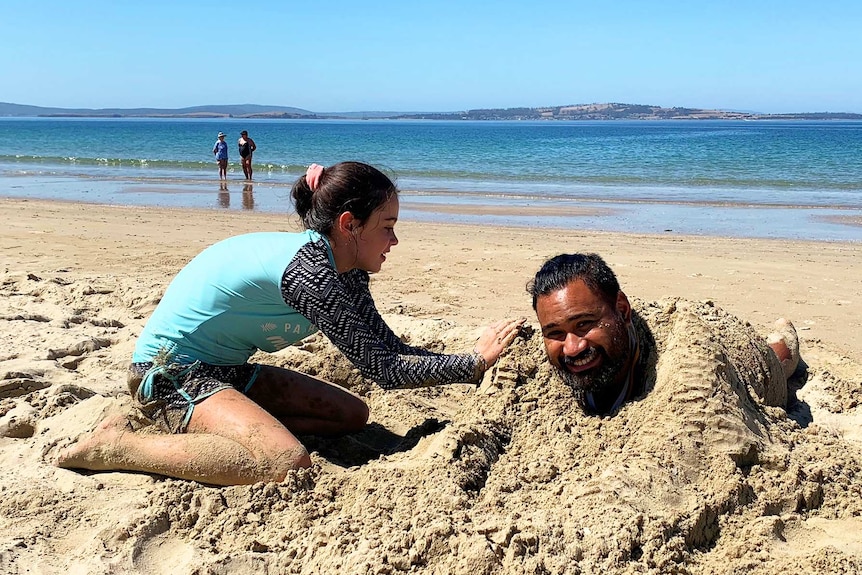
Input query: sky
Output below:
<box><xmin>2</xmin><ymin>0</ymin><xmax>860</xmax><ymax>114</ymax></box>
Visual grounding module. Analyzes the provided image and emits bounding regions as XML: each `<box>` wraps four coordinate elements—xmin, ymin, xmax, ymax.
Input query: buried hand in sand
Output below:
<box><xmin>57</xmin><ymin>161</ymin><xmax>524</xmax><ymax>486</ymax></box>
<box><xmin>528</xmin><ymin>253</ymin><xmax>800</xmax><ymax>415</ymax></box>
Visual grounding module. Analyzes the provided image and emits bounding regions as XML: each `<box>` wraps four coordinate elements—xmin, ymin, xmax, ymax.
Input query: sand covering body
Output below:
<box><xmin>1</xmin><ymin>265</ymin><xmax>861</xmax><ymax>574</ymax></box>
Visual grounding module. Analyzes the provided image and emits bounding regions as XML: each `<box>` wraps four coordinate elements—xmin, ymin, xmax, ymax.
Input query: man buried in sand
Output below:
<box><xmin>528</xmin><ymin>253</ymin><xmax>800</xmax><ymax>415</ymax></box>
<box><xmin>56</xmin><ymin>161</ymin><xmax>524</xmax><ymax>486</ymax></box>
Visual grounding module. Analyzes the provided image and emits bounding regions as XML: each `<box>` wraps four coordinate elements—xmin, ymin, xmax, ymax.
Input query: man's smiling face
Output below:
<box><xmin>535</xmin><ymin>278</ymin><xmax>632</xmax><ymax>396</ymax></box>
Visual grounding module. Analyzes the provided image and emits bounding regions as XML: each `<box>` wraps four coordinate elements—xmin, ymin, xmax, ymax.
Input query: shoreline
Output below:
<box><xmin>1</xmin><ymin>176</ymin><xmax>861</xmax><ymax>242</ymax></box>
<box><xmin>3</xmin><ymin>169</ymin><xmax>862</xmax><ymax>210</ymax></box>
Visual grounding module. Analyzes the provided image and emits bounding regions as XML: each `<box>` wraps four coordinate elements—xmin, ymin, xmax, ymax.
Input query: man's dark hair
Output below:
<box><xmin>527</xmin><ymin>253</ymin><xmax>621</xmax><ymax>310</ymax></box>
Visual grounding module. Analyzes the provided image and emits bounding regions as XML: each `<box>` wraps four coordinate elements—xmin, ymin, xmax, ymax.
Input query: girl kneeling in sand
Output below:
<box><xmin>57</xmin><ymin>161</ymin><xmax>524</xmax><ymax>485</ymax></box>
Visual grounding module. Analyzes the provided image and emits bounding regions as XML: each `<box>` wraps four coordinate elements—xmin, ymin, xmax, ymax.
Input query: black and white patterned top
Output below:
<box><xmin>281</xmin><ymin>237</ymin><xmax>482</xmax><ymax>389</ymax></box>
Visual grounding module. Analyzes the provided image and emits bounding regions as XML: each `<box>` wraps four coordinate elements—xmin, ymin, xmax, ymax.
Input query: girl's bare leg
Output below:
<box><xmin>56</xmin><ymin>389</ymin><xmax>310</xmax><ymax>486</ymax></box>
<box><xmin>246</xmin><ymin>365</ymin><xmax>369</xmax><ymax>435</ymax></box>
<box><xmin>55</xmin><ymin>367</ymin><xmax>367</xmax><ymax>485</ymax></box>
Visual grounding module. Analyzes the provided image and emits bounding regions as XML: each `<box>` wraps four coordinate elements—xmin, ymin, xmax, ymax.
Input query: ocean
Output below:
<box><xmin>0</xmin><ymin>117</ymin><xmax>860</xmax><ymax>241</ymax></box>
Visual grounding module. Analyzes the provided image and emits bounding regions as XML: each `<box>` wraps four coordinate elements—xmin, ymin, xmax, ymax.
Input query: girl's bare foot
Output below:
<box><xmin>766</xmin><ymin>318</ymin><xmax>800</xmax><ymax>379</ymax></box>
<box><xmin>55</xmin><ymin>414</ymin><xmax>133</xmax><ymax>471</ymax></box>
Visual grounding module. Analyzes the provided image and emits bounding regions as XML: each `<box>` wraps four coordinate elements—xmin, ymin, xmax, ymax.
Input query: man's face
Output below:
<box><xmin>535</xmin><ymin>279</ymin><xmax>632</xmax><ymax>396</ymax></box>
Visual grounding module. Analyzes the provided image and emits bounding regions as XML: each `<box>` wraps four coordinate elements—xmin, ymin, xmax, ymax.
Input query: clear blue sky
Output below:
<box><xmin>2</xmin><ymin>0</ymin><xmax>860</xmax><ymax>113</ymax></box>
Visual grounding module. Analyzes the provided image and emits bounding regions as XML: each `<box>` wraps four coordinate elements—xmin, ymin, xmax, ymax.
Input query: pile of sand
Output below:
<box><xmin>2</xmin><ymin>266</ymin><xmax>861</xmax><ymax>574</ymax></box>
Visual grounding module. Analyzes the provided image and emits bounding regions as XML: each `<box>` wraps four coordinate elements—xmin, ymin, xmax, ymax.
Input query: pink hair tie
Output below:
<box><xmin>306</xmin><ymin>163</ymin><xmax>324</xmax><ymax>192</ymax></box>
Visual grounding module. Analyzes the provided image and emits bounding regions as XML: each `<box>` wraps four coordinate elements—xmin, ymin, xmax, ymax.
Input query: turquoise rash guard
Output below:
<box><xmin>134</xmin><ymin>230</ymin><xmax>323</xmax><ymax>366</ymax></box>
<box><xmin>133</xmin><ymin>230</ymin><xmax>483</xmax><ymax>389</ymax></box>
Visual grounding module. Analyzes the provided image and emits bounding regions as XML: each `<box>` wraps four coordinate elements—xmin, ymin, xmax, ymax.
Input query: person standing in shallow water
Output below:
<box><xmin>238</xmin><ymin>130</ymin><xmax>256</xmax><ymax>180</ymax></box>
<box><xmin>56</xmin><ymin>161</ymin><xmax>524</xmax><ymax>486</ymax></box>
<box><xmin>212</xmin><ymin>132</ymin><xmax>229</xmax><ymax>180</ymax></box>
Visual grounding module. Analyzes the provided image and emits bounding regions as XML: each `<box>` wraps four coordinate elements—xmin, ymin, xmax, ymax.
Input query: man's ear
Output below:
<box><xmin>616</xmin><ymin>291</ymin><xmax>632</xmax><ymax>322</ymax></box>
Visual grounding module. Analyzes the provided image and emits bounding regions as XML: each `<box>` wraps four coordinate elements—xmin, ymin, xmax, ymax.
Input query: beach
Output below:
<box><xmin>1</xmin><ymin>197</ymin><xmax>861</xmax><ymax>574</ymax></box>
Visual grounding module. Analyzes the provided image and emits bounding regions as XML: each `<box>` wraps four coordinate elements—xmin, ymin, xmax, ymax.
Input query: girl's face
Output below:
<box><xmin>353</xmin><ymin>195</ymin><xmax>399</xmax><ymax>273</ymax></box>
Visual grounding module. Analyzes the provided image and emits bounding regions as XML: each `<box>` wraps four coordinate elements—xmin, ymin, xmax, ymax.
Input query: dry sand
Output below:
<box><xmin>1</xmin><ymin>198</ymin><xmax>860</xmax><ymax>574</ymax></box>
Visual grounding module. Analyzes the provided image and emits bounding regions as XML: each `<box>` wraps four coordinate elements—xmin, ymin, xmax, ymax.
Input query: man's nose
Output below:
<box><xmin>563</xmin><ymin>332</ymin><xmax>588</xmax><ymax>355</ymax></box>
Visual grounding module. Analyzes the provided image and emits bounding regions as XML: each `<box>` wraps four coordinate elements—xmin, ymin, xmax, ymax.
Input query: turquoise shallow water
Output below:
<box><xmin>0</xmin><ymin>118</ymin><xmax>860</xmax><ymax>241</ymax></box>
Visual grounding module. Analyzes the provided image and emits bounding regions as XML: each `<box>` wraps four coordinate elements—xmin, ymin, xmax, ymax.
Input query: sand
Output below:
<box><xmin>0</xmin><ymin>197</ymin><xmax>860</xmax><ymax>574</ymax></box>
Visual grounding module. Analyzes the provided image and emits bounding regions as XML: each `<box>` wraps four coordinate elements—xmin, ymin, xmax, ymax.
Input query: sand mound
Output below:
<box><xmin>1</xmin><ymin>270</ymin><xmax>861</xmax><ymax>574</ymax></box>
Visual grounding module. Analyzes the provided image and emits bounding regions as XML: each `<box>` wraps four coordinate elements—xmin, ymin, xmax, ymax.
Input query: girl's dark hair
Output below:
<box><xmin>291</xmin><ymin>161</ymin><xmax>399</xmax><ymax>235</ymax></box>
<box><xmin>527</xmin><ymin>253</ymin><xmax>620</xmax><ymax>310</ymax></box>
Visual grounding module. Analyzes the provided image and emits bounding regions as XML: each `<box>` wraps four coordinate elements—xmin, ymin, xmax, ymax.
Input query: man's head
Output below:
<box><xmin>528</xmin><ymin>254</ymin><xmax>633</xmax><ymax>407</ymax></box>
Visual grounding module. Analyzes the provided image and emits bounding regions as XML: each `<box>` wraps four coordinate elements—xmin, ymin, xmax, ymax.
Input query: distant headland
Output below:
<box><xmin>1</xmin><ymin>101</ymin><xmax>860</xmax><ymax>121</ymax></box>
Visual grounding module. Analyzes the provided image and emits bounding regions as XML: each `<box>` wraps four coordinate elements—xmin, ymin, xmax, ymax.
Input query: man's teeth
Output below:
<box><xmin>565</xmin><ymin>348</ymin><xmax>596</xmax><ymax>367</ymax></box>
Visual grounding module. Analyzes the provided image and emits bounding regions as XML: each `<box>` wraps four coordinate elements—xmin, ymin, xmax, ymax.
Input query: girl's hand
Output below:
<box><xmin>474</xmin><ymin>317</ymin><xmax>526</xmax><ymax>368</ymax></box>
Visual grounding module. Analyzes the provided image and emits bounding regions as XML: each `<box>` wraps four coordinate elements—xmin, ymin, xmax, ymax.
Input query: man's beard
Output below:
<box><xmin>555</xmin><ymin>318</ymin><xmax>631</xmax><ymax>401</ymax></box>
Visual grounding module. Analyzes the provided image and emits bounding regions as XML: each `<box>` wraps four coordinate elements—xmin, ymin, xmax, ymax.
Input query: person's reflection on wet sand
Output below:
<box><xmin>218</xmin><ymin>182</ymin><xmax>230</xmax><ymax>208</ymax></box>
<box><xmin>242</xmin><ymin>183</ymin><xmax>255</xmax><ymax>210</ymax></box>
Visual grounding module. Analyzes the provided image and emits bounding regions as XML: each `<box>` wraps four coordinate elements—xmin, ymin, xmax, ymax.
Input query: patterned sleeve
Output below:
<box><xmin>280</xmin><ymin>239</ymin><xmax>483</xmax><ymax>389</ymax></box>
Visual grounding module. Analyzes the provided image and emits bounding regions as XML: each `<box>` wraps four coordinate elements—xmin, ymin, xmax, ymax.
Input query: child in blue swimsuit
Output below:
<box><xmin>57</xmin><ymin>161</ymin><xmax>524</xmax><ymax>485</ymax></box>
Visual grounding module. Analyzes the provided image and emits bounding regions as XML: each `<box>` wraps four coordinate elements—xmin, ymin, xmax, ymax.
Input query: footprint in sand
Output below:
<box><xmin>0</xmin><ymin>403</ymin><xmax>38</xmax><ymax>438</ymax></box>
<box><xmin>0</xmin><ymin>370</ymin><xmax>51</xmax><ymax>399</ymax></box>
<box><xmin>47</xmin><ymin>337</ymin><xmax>114</xmax><ymax>360</ymax></box>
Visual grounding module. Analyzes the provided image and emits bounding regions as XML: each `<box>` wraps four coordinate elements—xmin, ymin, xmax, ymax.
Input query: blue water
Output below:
<box><xmin>1</xmin><ymin>117</ymin><xmax>860</xmax><ymax>241</ymax></box>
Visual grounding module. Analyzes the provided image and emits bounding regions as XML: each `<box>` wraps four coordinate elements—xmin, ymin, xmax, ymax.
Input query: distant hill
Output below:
<box><xmin>0</xmin><ymin>102</ymin><xmax>317</xmax><ymax>119</ymax></box>
<box><xmin>1</xmin><ymin>101</ymin><xmax>859</xmax><ymax>121</ymax></box>
<box><xmin>394</xmin><ymin>102</ymin><xmax>862</xmax><ymax>121</ymax></box>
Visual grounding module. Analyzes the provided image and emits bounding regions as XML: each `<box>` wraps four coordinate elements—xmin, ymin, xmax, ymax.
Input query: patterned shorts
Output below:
<box><xmin>128</xmin><ymin>361</ymin><xmax>260</xmax><ymax>433</ymax></box>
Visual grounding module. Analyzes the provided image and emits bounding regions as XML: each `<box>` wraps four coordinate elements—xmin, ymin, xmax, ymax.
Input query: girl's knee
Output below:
<box><xmin>284</xmin><ymin>444</ymin><xmax>312</xmax><ymax>470</ymax></box>
<box><xmin>344</xmin><ymin>399</ymin><xmax>370</xmax><ymax>432</ymax></box>
<box><xmin>266</xmin><ymin>444</ymin><xmax>312</xmax><ymax>481</ymax></box>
